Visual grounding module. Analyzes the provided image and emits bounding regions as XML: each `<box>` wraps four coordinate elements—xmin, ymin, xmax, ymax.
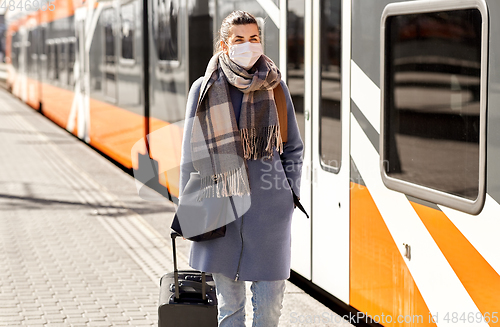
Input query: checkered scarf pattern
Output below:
<box><xmin>191</xmin><ymin>52</ymin><xmax>282</xmax><ymax>199</ymax></box>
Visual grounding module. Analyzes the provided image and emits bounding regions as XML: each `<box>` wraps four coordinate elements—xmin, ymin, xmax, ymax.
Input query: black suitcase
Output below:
<box><xmin>158</xmin><ymin>232</ymin><xmax>218</xmax><ymax>327</ymax></box>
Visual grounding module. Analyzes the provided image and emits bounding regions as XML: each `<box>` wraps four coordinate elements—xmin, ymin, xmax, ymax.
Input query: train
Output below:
<box><xmin>5</xmin><ymin>0</ymin><xmax>500</xmax><ymax>325</ymax></box>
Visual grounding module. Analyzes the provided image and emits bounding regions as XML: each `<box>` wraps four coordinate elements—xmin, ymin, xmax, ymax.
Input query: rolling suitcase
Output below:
<box><xmin>158</xmin><ymin>232</ymin><xmax>218</xmax><ymax>327</ymax></box>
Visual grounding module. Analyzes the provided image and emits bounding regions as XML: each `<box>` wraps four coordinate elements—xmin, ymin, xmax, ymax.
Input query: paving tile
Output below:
<box><xmin>100</xmin><ymin>308</ymin><xmax>125</xmax><ymax>315</ymax></box>
<box><xmin>21</xmin><ymin>311</ymin><xmax>44</xmax><ymax>318</ymax></box>
<box><xmin>129</xmin><ymin>321</ymin><xmax>155</xmax><ymax>326</ymax></box>
<box><xmin>45</xmin><ymin>319</ymin><xmax>66</xmax><ymax>325</ymax></box>
<box><xmin>59</xmin><ymin>304</ymin><xmax>81</xmax><ymax>311</ymax></box>
<box><xmin>64</xmin><ymin>317</ymin><xmax>89</xmax><ymax>324</ymax></box>
<box><xmin>42</xmin><ymin>312</ymin><xmax>65</xmax><ymax>320</ymax></box>
<box><xmin>109</xmin><ymin>323</ymin><xmax>131</xmax><ymax>326</ymax></box>
<box><xmin>86</xmin><ymin>321</ymin><xmax>111</xmax><ymax>326</ymax></box>
<box><xmin>117</xmin><ymin>303</ymin><xmax>141</xmax><ymax>310</ymax></box>
<box><xmin>22</xmin><ymin>317</ymin><xmax>48</xmax><ymax>324</ymax></box>
<box><xmin>82</xmin><ymin>311</ymin><xmax>107</xmax><ymax>318</ymax></box>
<box><xmin>0</xmin><ymin>309</ymin><xmax>20</xmax><ymax>315</ymax></box>
<box><xmin>0</xmin><ymin>313</ymin><xmax>21</xmax><ymax>320</ymax></box>
<box><xmin>0</xmin><ymin>315</ymin><xmax>24</xmax><ymax>323</ymax></box>
<box><xmin>61</xmin><ymin>309</ymin><xmax>86</xmax><ymax>316</ymax></box>
<box><xmin>79</xmin><ymin>304</ymin><xmax>100</xmax><ymax>310</ymax></box>
<box><xmin>39</xmin><ymin>300</ymin><xmax>61</xmax><ymax>307</ymax></box>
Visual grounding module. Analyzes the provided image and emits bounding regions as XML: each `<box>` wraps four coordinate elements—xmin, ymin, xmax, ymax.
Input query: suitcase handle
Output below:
<box><xmin>171</xmin><ymin>232</ymin><xmax>207</xmax><ymax>301</ymax></box>
<box><xmin>169</xmin><ymin>280</ymin><xmax>214</xmax><ymax>294</ymax></box>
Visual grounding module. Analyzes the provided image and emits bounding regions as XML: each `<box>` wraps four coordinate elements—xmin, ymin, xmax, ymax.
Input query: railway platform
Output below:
<box><xmin>0</xmin><ymin>88</ymin><xmax>353</xmax><ymax>327</ymax></box>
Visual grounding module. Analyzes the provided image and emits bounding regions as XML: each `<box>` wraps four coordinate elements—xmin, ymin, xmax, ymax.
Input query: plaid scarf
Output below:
<box><xmin>191</xmin><ymin>52</ymin><xmax>282</xmax><ymax>199</ymax></box>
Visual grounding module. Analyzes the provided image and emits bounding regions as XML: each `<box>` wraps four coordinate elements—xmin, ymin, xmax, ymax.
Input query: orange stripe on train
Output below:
<box><xmin>411</xmin><ymin>202</ymin><xmax>500</xmax><ymax>326</ymax></box>
<box><xmin>351</xmin><ymin>182</ymin><xmax>435</xmax><ymax>326</ymax></box>
<box><xmin>33</xmin><ymin>80</ymin><xmax>182</xmax><ymax>198</ymax></box>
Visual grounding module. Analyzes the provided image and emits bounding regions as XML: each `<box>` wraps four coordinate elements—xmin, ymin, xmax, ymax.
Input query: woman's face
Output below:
<box><xmin>221</xmin><ymin>23</ymin><xmax>261</xmax><ymax>55</ymax></box>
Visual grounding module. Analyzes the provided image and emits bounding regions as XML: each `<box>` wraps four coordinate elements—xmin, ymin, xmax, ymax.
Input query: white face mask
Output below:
<box><xmin>227</xmin><ymin>42</ymin><xmax>263</xmax><ymax>69</ymax></box>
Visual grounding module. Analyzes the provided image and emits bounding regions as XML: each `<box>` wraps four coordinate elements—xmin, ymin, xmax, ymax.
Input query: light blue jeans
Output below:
<box><xmin>212</xmin><ymin>273</ymin><xmax>286</xmax><ymax>327</ymax></box>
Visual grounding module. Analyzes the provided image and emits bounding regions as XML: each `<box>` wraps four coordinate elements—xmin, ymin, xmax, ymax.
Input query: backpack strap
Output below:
<box><xmin>273</xmin><ymin>84</ymin><xmax>288</xmax><ymax>143</ymax></box>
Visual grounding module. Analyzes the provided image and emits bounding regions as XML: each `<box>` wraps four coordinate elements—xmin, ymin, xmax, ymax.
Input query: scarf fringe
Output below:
<box><xmin>240</xmin><ymin>125</ymin><xmax>283</xmax><ymax>160</ymax></box>
<box><xmin>198</xmin><ymin>167</ymin><xmax>251</xmax><ymax>201</ymax></box>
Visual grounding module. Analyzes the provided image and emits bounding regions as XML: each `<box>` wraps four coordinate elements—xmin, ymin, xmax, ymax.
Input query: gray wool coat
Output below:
<box><xmin>179</xmin><ymin>76</ymin><xmax>304</xmax><ymax>281</ymax></box>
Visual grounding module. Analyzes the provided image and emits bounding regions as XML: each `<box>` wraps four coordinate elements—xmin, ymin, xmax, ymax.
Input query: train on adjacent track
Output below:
<box><xmin>5</xmin><ymin>0</ymin><xmax>500</xmax><ymax>325</ymax></box>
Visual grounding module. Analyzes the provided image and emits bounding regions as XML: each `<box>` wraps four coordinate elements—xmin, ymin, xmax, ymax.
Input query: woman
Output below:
<box><xmin>179</xmin><ymin>10</ymin><xmax>304</xmax><ymax>327</ymax></box>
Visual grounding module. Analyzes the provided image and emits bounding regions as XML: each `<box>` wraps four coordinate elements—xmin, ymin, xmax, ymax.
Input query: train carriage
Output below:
<box><xmin>5</xmin><ymin>0</ymin><xmax>500</xmax><ymax>326</ymax></box>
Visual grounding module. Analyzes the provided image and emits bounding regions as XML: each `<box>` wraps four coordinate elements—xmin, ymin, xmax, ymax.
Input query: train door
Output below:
<box><xmin>310</xmin><ymin>0</ymin><xmax>350</xmax><ymax>302</ymax></box>
<box><xmin>289</xmin><ymin>0</ymin><xmax>312</xmax><ymax>280</ymax></box>
<box><xmin>14</xmin><ymin>27</ymin><xmax>28</xmax><ymax>102</ymax></box>
<box><xmin>71</xmin><ymin>8</ymin><xmax>90</xmax><ymax>141</ymax></box>
<box><xmin>39</xmin><ymin>24</ymin><xmax>46</xmax><ymax>111</ymax></box>
<box><xmin>26</xmin><ymin>24</ymin><xmax>40</xmax><ymax>110</ymax></box>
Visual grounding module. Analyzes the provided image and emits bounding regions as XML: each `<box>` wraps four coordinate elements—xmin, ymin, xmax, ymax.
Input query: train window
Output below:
<box><xmin>54</xmin><ymin>41</ymin><xmax>59</xmax><ymax>80</ymax></box>
<box><xmin>319</xmin><ymin>0</ymin><xmax>342</xmax><ymax>172</ymax></box>
<box><xmin>287</xmin><ymin>0</ymin><xmax>305</xmax><ymax>150</ymax></box>
<box><xmin>120</xmin><ymin>2</ymin><xmax>135</xmax><ymax>60</ymax></box>
<box><xmin>68</xmin><ymin>40</ymin><xmax>75</xmax><ymax>86</ymax></box>
<box><xmin>102</xmin><ymin>9</ymin><xmax>116</xmax><ymax>64</ymax></box>
<box><xmin>12</xmin><ymin>38</ymin><xmax>19</xmax><ymax>70</ymax></box>
<box><xmin>153</xmin><ymin>0</ymin><xmax>179</xmax><ymax>61</ymax></box>
<box><xmin>381</xmin><ymin>1</ymin><xmax>488</xmax><ymax>214</ymax></box>
<box><xmin>15</xmin><ymin>45</ymin><xmax>20</xmax><ymax>70</ymax></box>
<box><xmin>46</xmin><ymin>42</ymin><xmax>53</xmax><ymax>79</ymax></box>
<box><xmin>27</xmin><ymin>31</ymin><xmax>33</xmax><ymax>75</ymax></box>
<box><xmin>59</xmin><ymin>42</ymin><xmax>67</xmax><ymax>82</ymax></box>
<box><xmin>40</xmin><ymin>28</ymin><xmax>46</xmax><ymax>55</ymax></box>
<box><xmin>47</xmin><ymin>41</ymin><xmax>58</xmax><ymax>81</ymax></box>
<box><xmin>30</xmin><ymin>31</ymin><xmax>38</xmax><ymax>67</ymax></box>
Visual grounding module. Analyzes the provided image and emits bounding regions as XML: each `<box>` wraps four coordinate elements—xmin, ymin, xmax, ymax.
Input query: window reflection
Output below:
<box><xmin>59</xmin><ymin>43</ymin><xmax>66</xmax><ymax>82</ymax></box>
<box><xmin>320</xmin><ymin>0</ymin><xmax>341</xmax><ymax>170</ymax></box>
<box><xmin>47</xmin><ymin>43</ymin><xmax>53</xmax><ymax>80</ymax></box>
<box><xmin>287</xmin><ymin>0</ymin><xmax>305</xmax><ymax>149</ymax></box>
<box><xmin>54</xmin><ymin>43</ymin><xmax>59</xmax><ymax>80</ymax></box>
<box><xmin>102</xmin><ymin>8</ymin><xmax>117</xmax><ymax>99</ymax></box>
<box><xmin>68</xmin><ymin>41</ymin><xmax>75</xmax><ymax>86</ymax></box>
<box><xmin>121</xmin><ymin>2</ymin><xmax>135</xmax><ymax>60</ymax></box>
<box><xmin>104</xmin><ymin>12</ymin><xmax>115</xmax><ymax>65</ymax></box>
<box><xmin>153</xmin><ymin>0</ymin><xmax>179</xmax><ymax>61</ymax></box>
<box><xmin>384</xmin><ymin>9</ymin><xmax>482</xmax><ymax>200</ymax></box>
<box><xmin>27</xmin><ymin>31</ymin><xmax>33</xmax><ymax>76</ymax></box>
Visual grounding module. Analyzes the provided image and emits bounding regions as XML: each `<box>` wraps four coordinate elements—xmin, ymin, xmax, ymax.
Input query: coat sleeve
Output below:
<box><xmin>279</xmin><ymin>80</ymin><xmax>304</xmax><ymax>198</ymax></box>
<box><xmin>179</xmin><ymin>77</ymin><xmax>203</xmax><ymax>196</ymax></box>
